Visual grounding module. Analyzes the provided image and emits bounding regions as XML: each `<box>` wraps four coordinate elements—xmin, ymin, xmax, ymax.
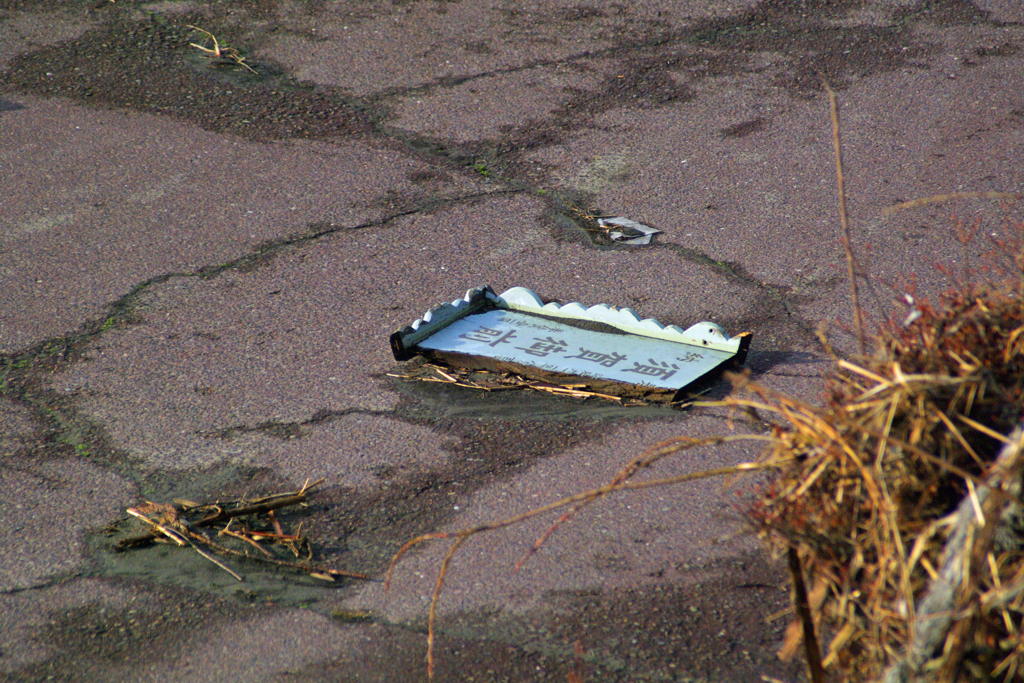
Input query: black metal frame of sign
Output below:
<box><xmin>390</xmin><ymin>286</ymin><xmax>752</xmax><ymax>402</ymax></box>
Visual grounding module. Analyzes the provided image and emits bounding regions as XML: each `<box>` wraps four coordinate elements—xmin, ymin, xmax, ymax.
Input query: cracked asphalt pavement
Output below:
<box><xmin>1</xmin><ymin>0</ymin><xmax>1023</xmax><ymax>681</ymax></box>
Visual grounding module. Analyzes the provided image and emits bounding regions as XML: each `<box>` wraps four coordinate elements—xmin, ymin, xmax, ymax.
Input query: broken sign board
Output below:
<box><xmin>390</xmin><ymin>286</ymin><xmax>751</xmax><ymax>402</ymax></box>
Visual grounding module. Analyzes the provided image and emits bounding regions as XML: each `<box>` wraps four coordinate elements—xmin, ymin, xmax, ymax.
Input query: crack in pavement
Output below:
<box><xmin>0</xmin><ymin>1</ymin><xmax>968</xmax><ymax>365</ymax></box>
<box><xmin>0</xmin><ymin>0</ymin><xmax>858</xmax><ymax>504</ymax></box>
<box><xmin>0</xmin><ymin>2</ymin><xmax>941</xmax><ymax>678</ymax></box>
<box><xmin>192</xmin><ymin>188</ymin><xmax>527</xmax><ymax>278</ymax></box>
<box><xmin>0</xmin><ymin>188</ymin><xmax>520</xmax><ymax>364</ymax></box>
<box><xmin>198</xmin><ymin>407</ymin><xmax>396</xmax><ymax>441</ymax></box>
<box><xmin>0</xmin><ymin>186</ymin><xmax>526</xmax><ymax>487</ymax></box>
<box><xmin>338</xmin><ymin>0</ymin><xmax>1006</xmax><ymax>106</ymax></box>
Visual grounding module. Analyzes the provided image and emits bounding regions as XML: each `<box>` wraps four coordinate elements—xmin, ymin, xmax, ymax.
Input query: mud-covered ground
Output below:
<box><xmin>2</xmin><ymin>0</ymin><xmax>1022</xmax><ymax>681</ymax></box>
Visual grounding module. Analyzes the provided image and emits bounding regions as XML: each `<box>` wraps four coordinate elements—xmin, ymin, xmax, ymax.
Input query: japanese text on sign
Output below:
<box><xmin>419</xmin><ymin>309</ymin><xmax>729</xmax><ymax>391</ymax></box>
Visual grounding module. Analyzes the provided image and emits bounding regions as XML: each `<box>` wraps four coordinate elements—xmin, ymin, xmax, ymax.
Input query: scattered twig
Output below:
<box><xmin>190</xmin><ymin>541</ymin><xmax>244</xmax><ymax>581</ymax></box>
<box><xmin>386</xmin><ymin>435</ymin><xmax>777</xmax><ymax>677</ymax></box>
<box><xmin>129</xmin><ymin>508</ymin><xmax>243</xmax><ymax>579</ymax></box>
<box><xmin>567</xmin><ymin>203</ymin><xmax>612</xmax><ymax>223</ymax></box>
<box><xmin>126</xmin><ymin>508</ymin><xmax>185</xmax><ymax>546</ymax></box>
<box><xmin>220</xmin><ymin>526</ymin><xmax>275</xmax><ymax>557</ymax></box>
<box><xmin>117</xmin><ymin>478</ymin><xmax>370</xmax><ymax>582</ymax></box>
<box><xmin>432</xmin><ymin>367</ymin><xmax>460</xmax><ymax>383</ymax></box>
<box><xmin>392</xmin><ymin>363</ymin><xmax>646</xmax><ymax>403</ymax></box>
<box><xmin>824</xmin><ymin>80</ymin><xmax>866</xmax><ymax>355</ymax></box>
<box><xmin>525</xmin><ymin>382</ymin><xmax>622</xmax><ymax>402</ymax></box>
<box><xmin>186</xmin><ymin>25</ymin><xmax>258</xmax><ymax>74</ymax></box>
<box><xmin>883</xmin><ymin>192</ymin><xmax>1022</xmax><ymax>214</ymax></box>
<box><xmin>427</xmin><ymin>535</ymin><xmax>469</xmax><ymax>678</ymax></box>
<box><xmin>117</xmin><ymin>479</ymin><xmax>323</xmax><ymax>549</ymax></box>
<box><xmin>788</xmin><ymin>546</ymin><xmax>826</xmax><ymax>683</ymax></box>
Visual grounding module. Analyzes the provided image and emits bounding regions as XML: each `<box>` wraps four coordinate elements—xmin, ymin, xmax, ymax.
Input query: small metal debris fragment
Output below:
<box><xmin>597</xmin><ymin>217</ymin><xmax>661</xmax><ymax>245</ymax></box>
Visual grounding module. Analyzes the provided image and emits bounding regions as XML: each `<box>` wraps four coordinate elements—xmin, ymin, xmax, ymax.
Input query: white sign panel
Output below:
<box><xmin>416</xmin><ymin>308</ymin><xmax>732</xmax><ymax>391</ymax></box>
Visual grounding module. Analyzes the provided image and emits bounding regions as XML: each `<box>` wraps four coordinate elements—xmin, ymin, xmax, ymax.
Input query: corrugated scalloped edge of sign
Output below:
<box><xmin>496</xmin><ymin>287</ymin><xmax>749</xmax><ymax>355</ymax></box>
<box><xmin>391</xmin><ymin>286</ymin><xmax>752</xmax><ymax>364</ymax></box>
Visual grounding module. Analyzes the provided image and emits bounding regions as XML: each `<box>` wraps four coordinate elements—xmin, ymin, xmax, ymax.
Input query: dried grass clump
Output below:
<box><xmin>738</xmin><ymin>248</ymin><xmax>1024</xmax><ymax>682</ymax></box>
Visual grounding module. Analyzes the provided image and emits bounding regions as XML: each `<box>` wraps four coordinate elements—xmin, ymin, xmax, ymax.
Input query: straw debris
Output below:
<box><xmin>115</xmin><ymin>478</ymin><xmax>371</xmax><ymax>582</ymax></box>
<box><xmin>739</xmin><ymin>266</ymin><xmax>1024</xmax><ymax>682</ymax></box>
<box><xmin>387</xmin><ymin>361</ymin><xmax>659</xmax><ymax>405</ymax></box>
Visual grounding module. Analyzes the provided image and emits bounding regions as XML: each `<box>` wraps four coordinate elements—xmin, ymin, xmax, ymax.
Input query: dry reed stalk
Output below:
<box><xmin>385</xmin><ymin>435</ymin><xmax>776</xmax><ymax>678</ymax></box>
<box><xmin>824</xmin><ymin>81</ymin><xmax>866</xmax><ymax>356</ymax></box>
<box><xmin>884</xmin><ymin>192</ymin><xmax>1023</xmax><ymax>214</ymax></box>
<box><xmin>789</xmin><ymin>545</ymin><xmax>827</xmax><ymax>683</ymax></box>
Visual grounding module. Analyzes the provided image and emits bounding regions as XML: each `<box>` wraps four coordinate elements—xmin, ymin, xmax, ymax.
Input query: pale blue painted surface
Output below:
<box><xmin>416</xmin><ymin>308</ymin><xmax>733</xmax><ymax>390</ymax></box>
